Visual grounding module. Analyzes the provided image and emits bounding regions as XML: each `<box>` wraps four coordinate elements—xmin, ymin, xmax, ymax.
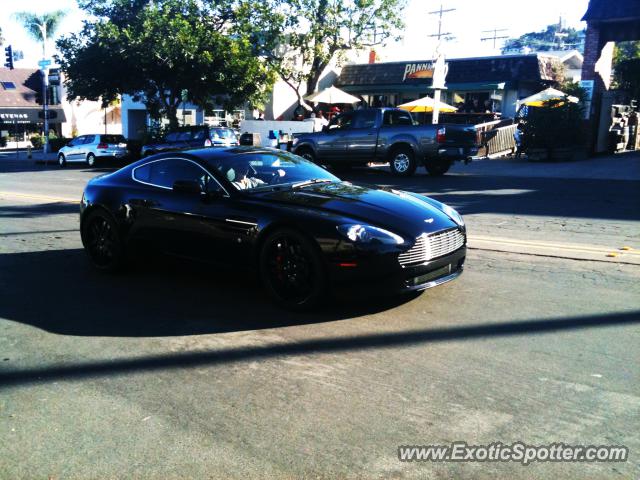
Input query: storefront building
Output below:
<box><xmin>335</xmin><ymin>53</ymin><xmax>565</xmax><ymax>119</ymax></box>
<box><xmin>0</xmin><ymin>68</ymin><xmax>66</xmax><ymax>144</ymax></box>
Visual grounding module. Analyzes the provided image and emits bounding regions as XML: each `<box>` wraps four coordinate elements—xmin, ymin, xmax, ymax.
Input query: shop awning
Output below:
<box><xmin>0</xmin><ymin>107</ymin><xmax>66</xmax><ymax>124</ymax></box>
<box><xmin>338</xmin><ymin>81</ymin><xmax>511</xmax><ymax>95</ymax></box>
<box><xmin>444</xmin><ymin>82</ymin><xmax>507</xmax><ymax>92</ymax></box>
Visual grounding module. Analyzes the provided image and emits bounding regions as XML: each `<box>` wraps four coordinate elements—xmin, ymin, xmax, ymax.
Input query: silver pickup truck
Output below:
<box><xmin>291</xmin><ymin>108</ymin><xmax>478</xmax><ymax>176</ymax></box>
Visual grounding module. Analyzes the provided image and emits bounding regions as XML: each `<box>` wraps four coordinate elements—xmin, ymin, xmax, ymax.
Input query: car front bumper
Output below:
<box><xmin>327</xmin><ymin>245</ymin><xmax>466</xmax><ymax>294</ymax></box>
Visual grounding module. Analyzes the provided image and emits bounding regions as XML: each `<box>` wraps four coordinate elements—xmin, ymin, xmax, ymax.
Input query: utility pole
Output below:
<box><xmin>428</xmin><ymin>4</ymin><xmax>456</xmax><ymax>42</ymax></box>
<box><xmin>481</xmin><ymin>28</ymin><xmax>509</xmax><ymax>49</ymax></box>
<box><xmin>427</xmin><ymin>5</ymin><xmax>455</xmax><ymax>126</ymax></box>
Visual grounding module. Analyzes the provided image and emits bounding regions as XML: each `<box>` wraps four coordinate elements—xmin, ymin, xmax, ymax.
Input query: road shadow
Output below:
<box><xmin>0</xmin><ymin>248</ymin><xmax>416</xmax><ymax>338</ymax></box>
<box><xmin>341</xmin><ymin>169</ymin><xmax>640</xmax><ymax>221</ymax></box>
<box><xmin>1</xmin><ymin>306</ymin><xmax>637</xmax><ymax>387</ymax></box>
<box><xmin>0</xmin><ymin>202</ymin><xmax>79</xmax><ymax>218</ymax></box>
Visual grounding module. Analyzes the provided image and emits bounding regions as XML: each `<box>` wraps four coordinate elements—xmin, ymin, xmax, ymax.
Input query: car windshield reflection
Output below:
<box><xmin>207</xmin><ymin>151</ymin><xmax>339</xmax><ymax>192</ymax></box>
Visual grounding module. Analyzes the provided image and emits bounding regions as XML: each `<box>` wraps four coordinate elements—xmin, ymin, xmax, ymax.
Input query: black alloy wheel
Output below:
<box><xmin>260</xmin><ymin>228</ymin><xmax>326</xmax><ymax>310</ymax></box>
<box><xmin>82</xmin><ymin>210</ymin><xmax>125</xmax><ymax>271</ymax></box>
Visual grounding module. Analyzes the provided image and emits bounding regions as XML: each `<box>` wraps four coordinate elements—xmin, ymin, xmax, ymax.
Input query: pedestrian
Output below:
<box><xmin>317</xmin><ymin>111</ymin><xmax>328</xmax><ymax>130</ymax></box>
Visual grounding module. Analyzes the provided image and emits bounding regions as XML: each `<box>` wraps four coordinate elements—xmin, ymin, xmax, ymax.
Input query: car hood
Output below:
<box><xmin>252</xmin><ymin>181</ymin><xmax>458</xmax><ymax>238</ymax></box>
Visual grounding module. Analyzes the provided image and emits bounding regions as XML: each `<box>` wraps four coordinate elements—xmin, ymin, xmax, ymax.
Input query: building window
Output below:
<box><xmin>1</xmin><ymin>82</ymin><xmax>17</xmax><ymax>90</ymax></box>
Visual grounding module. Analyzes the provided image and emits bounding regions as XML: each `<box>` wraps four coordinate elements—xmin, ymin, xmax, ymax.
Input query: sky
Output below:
<box><xmin>1</xmin><ymin>0</ymin><xmax>590</xmax><ymax>69</ymax></box>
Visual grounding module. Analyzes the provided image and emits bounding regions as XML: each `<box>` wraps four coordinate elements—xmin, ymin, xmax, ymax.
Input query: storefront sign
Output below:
<box><xmin>0</xmin><ymin>108</ymin><xmax>66</xmax><ymax>124</ymax></box>
<box><xmin>402</xmin><ymin>62</ymin><xmax>434</xmax><ymax>81</ymax></box>
<box><xmin>0</xmin><ymin>112</ymin><xmax>29</xmax><ymax>120</ymax></box>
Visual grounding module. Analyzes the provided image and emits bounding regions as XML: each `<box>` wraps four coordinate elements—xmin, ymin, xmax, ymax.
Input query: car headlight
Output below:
<box><xmin>442</xmin><ymin>204</ymin><xmax>464</xmax><ymax>227</ymax></box>
<box><xmin>337</xmin><ymin>224</ymin><xmax>404</xmax><ymax>245</ymax></box>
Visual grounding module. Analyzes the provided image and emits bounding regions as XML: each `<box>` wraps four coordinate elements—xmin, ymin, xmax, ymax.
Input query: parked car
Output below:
<box><xmin>58</xmin><ymin>134</ymin><xmax>129</xmax><ymax>167</ymax></box>
<box><xmin>80</xmin><ymin>147</ymin><xmax>466</xmax><ymax>310</ymax></box>
<box><xmin>291</xmin><ymin>108</ymin><xmax>478</xmax><ymax>176</ymax></box>
<box><xmin>141</xmin><ymin>126</ymin><xmax>238</xmax><ymax>157</ymax></box>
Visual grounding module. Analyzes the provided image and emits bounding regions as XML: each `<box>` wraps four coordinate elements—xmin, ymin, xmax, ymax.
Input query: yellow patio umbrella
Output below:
<box><xmin>398</xmin><ymin>95</ymin><xmax>458</xmax><ymax>113</ymax></box>
<box><xmin>519</xmin><ymin>88</ymin><xmax>579</xmax><ymax>107</ymax></box>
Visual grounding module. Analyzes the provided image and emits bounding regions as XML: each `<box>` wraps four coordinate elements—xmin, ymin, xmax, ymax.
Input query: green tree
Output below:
<box><xmin>13</xmin><ymin>10</ymin><xmax>67</xmax><ymax>59</ymax></box>
<box><xmin>57</xmin><ymin>0</ymin><xmax>275</xmax><ymax>129</ymax></box>
<box><xmin>613</xmin><ymin>41</ymin><xmax>640</xmax><ymax>66</ymax></box>
<box><xmin>612</xmin><ymin>41</ymin><xmax>640</xmax><ymax>98</ymax></box>
<box><xmin>252</xmin><ymin>0</ymin><xmax>406</xmax><ymax>105</ymax></box>
<box><xmin>502</xmin><ymin>24</ymin><xmax>584</xmax><ymax>54</ymax></box>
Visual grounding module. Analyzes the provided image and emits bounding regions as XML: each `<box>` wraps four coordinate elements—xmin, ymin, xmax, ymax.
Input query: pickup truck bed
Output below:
<box><xmin>292</xmin><ymin>107</ymin><xmax>478</xmax><ymax>176</ymax></box>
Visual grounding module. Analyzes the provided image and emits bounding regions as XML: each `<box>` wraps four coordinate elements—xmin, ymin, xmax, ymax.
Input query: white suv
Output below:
<box><xmin>58</xmin><ymin>134</ymin><xmax>129</xmax><ymax>167</ymax></box>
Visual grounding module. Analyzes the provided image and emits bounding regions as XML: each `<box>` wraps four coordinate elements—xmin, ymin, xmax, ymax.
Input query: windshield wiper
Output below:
<box><xmin>291</xmin><ymin>179</ymin><xmax>334</xmax><ymax>189</ymax></box>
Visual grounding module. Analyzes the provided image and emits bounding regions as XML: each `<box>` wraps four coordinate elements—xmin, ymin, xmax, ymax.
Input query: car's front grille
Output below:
<box><xmin>398</xmin><ymin>228</ymin><xmax>465</xmax><ymax>266</ymax></box>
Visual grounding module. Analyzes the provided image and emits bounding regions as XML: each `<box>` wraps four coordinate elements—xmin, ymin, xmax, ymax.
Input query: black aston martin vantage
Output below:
<box><xmin>80</xmin><ymin>147</ymin><xmax>466</xmax><ymax>309</ymax></box>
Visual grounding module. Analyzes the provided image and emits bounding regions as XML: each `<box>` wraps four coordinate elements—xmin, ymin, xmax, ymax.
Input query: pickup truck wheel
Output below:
<box><xmin>389</xmin><ymin>147</ymin><xmax>417</xmax><ymax>176</ymax></box>
<box><xmin>425</xmin><ymin>159</ymin><xmax>452</xmax><ymax>176</ymax></box>
<box><xmin>296</xmin><ymin>147</ymin><xmax>317</xmax><ymax>164</ymax></box>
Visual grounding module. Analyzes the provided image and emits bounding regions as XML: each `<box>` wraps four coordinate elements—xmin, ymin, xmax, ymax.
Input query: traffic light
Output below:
<box><xmin>4</xmin><ymin>45</ymin><xmax>14</xmax><ymax>70</ymax></box>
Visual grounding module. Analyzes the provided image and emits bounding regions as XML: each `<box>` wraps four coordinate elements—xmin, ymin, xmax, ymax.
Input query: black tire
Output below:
<box><xmin>81</xmin><ymin>209</ymin><xmax>126</xmax><ymax>272</ymax></box>
<box><xmin>58</xmin><ymin>153</ymin><xmax>67</xmax><ymax>167</ymax></box>
<box><xmin>259</xmin><ymin>228</ymin><xmax>326</xmax><ymax>310</ymax></box>
<box><xmin>425</xmin><ymin>159</ymin><xmax>452</xmax><ymax>176</ymax></box>
<box><xmin>389</xmin><ymin>146</ymin><xmax>417</xmax><ymax>176</ymax></box>
<box><xmin>295</xmin><ymin>147</ymin><xmax>317</xmax><ymax>164</ymax></box>
<box><xmin>86</xmin><ymin>152</ymin><xmax>97</xmax><ymax>167</ymax></box>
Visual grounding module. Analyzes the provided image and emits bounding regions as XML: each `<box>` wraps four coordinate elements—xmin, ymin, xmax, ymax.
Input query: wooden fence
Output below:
<box><xmin>475</xmin><ymin>119</ymin><xmax>517</xmax><ymax>157</ymax></box>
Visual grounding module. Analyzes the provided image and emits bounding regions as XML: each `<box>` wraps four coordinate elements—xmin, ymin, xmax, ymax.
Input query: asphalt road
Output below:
<box><xmin>0</xmin><ymin>152</ymin><xmax>639</xmax><ymax>479</ymax></box>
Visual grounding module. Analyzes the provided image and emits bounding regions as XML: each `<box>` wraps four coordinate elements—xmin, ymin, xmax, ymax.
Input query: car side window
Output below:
<box><xmin>352</xmin><ymin>110</ymin><xmax>377</xmax><ymax>129</ymax></box>
<box><xmin>134</xmin><ymin>159</ymin><xmax>222</xmax><ymax>192</ymax></box>
<box><xmin>396</xmin><ymin>111</ymin><xmax>413</xmax><ymax>125</ymax></box>
<box><xmin>165</xmin><ymin>132</ymin><xmax>180</xmax><ymax>142</ymax></box>
<box><xmin>328</xmin><ymin>113</ymin><xmax>353</xmax><ymax>130</ymax></box>
<box><xmin>177</xmin><ymin>131</ymin><xmax>192</xmax><ymax>141</ymax></box>
<box><xmin>71</xmin><ymin>136</ymin><xmax>84</xmax><ymax>146</ymax></box>
<box><xmin>383</xmin><ymin>111</ymin><xmax>413</xmax><ymax>126</ymax></box>
<box><xmin>83</xmin><ymin>135</ymin><xmax>95</xmax><ymax>144</ymax></box>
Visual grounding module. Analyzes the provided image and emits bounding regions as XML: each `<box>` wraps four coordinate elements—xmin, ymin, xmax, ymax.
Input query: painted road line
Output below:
<box><xmin>470</xmin><ymin>235</ymin><xmax>639</xmax><ymax>256</ymax></box>
<box><xmin>0</xmin><ymin>191</ymin><xmax>79</xmax><ymax>204</ymax></box>
<box><xmin>469</xmin><ymin>235</ymin><xmax>640</xmax><ymax>265</ymax></box>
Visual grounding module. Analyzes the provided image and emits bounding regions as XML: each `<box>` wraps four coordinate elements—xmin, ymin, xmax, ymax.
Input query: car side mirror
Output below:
<box><xmin>173</xmin><ymin>180</ymin><xmax>202</xmax><ymax>195</ymax></box>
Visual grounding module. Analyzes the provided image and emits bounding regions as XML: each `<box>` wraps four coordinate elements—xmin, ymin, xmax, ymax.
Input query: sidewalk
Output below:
<box><xmin>0</xmin><ymin>149</ymin><xmax>59</xmax><ymax>163</ymax></box>
<box><xmin>451</xmin><ymin>150</ymin><xmax>640</xmax><ymax>181</ymax></box>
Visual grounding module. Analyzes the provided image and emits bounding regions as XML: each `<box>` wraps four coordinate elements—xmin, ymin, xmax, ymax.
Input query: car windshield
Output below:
<box><xmin>211</xmin><ymin>128</ymin><xmax>236</xmax><ymax>140</ymax></box>
<box><xmin>206</xmin><ymin>151</ymin><xmax>339</xmax><ymax>192</ymax></box>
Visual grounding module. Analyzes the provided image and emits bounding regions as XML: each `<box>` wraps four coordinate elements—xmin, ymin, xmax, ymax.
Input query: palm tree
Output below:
<box><xmin>13</xmin><ymin>10</ymin><xmax>67</xmax><ymax>59</ymax></box>
<box><xmin>13</xmin><ymin>10</ymin><xmax>67</xmax><ymax>156</ymax></box>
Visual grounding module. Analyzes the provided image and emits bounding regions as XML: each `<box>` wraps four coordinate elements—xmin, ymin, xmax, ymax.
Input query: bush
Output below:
<box><xmin>30</xmin><ymin>135</ymin><xmax>44</xmax><ymax>149</ymax></box>
<box><xmin>48</xmin><ymin>137</ymin><xmax>71</xmax><ymax>153</ymax></box>
<box><xmin>521</xmin><ymin>98</ymin><xmax>586</xmax><ymax>153</ymax></box>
